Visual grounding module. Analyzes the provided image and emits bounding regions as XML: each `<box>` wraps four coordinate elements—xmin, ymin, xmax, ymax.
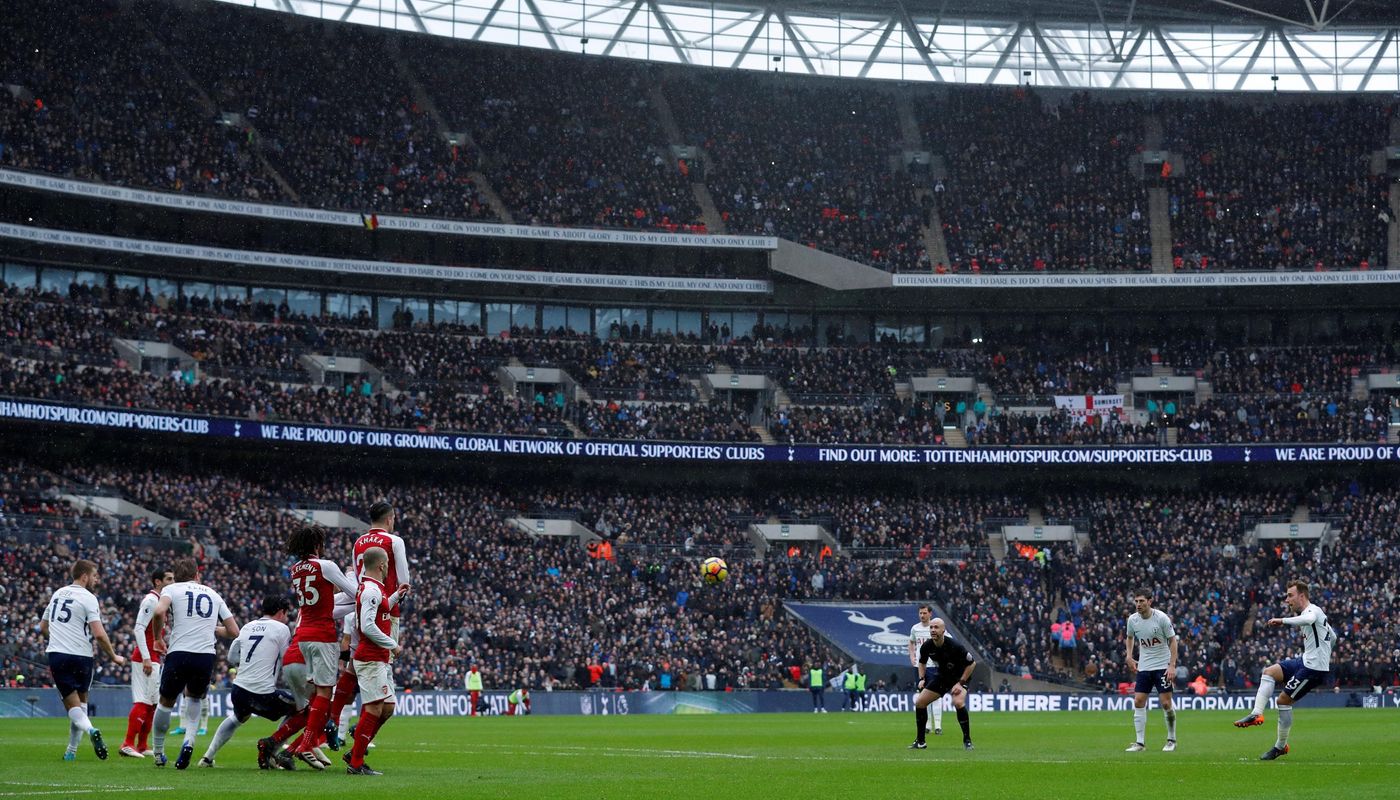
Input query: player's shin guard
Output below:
<box><xmin>123</xmin><ymin>704</ymin><xmax>147</xmax><ymax>749</ymax></box>
<box><xmin>270</xmin><ymin>707</ymin><xmax>310</xmax><ymax>747</ymax></box>
<box><xmin>1275</xmin><ymin>705</ymin><xmax>1293</xmax><ymax>749</ymax></box>
<box><xmin>1165</xmin><ymin>709</ymin><xmax>1177</xmax><ymax>740</ymax></box>
<box><xmin>198</xmin><ymin>695</ymin><xmax>211</xmax><ymax>730</ymax></box>
<box><xmin>179</xmin><ymin>698</ymin><xmax>201</xmax><ymax>746</ymax></box>
<box><xmin>338</xmin><ymin>706</ymin><xmax>354</xmax><ymax>741</ymax></box>
<box><xmin>914</xmin><ymin>706</ymin><xmax>928</xmax><ymax>744</ymax></box>
<box><xmin>329</xmin><ymin>670</ymin><xmax>358</xmax><ymax>721</ymax></box>
<box><xmin>205</xmin><ymin>716</ymin><xmax>241</xmax><ymax>760</ymax></box>
<box><xmin>67</xmin><ymin>721</ymin><xmax>82</xmax><ymax>755</ymax></box>
<box><xmin>1133</xmin><ymin>707</ymin><xmax>1147</xmax><ymax>744</ymax></box>
<box><xmin>932</xmin><ymin>703</ymin><xmax>943</xmax><ymax>731</ymax></box>
<box><xmin>1252</xmin><ymin>674</ymin><xmax>1276</xmax><ymax>716</ymax></box>
<box><xmin>348</xmin><ymin>711</ymin><xmax>384</xmax><ymax>768</ymax></box>
<box><xmin>956</xmin><ymin>705</ymin><xmax>971</xmax><ymax>742</ymax></box>
<box><xmin>152</xmin><ymin>704</ymin><xmax>173</xmax><ymax>755</ymax></box>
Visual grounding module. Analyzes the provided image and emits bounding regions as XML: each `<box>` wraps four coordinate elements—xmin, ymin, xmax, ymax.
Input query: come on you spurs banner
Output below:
<box><xmin>5</xmin><ymin>398</ymin><xmax>1400</xmax><ymax>466</ymax></box>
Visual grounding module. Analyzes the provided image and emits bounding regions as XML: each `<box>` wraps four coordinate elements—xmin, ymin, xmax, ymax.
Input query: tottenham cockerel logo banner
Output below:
<box><xmin>784</xmin><ymin>602</ymin><xmax>927</xmax><ymax>665</ymax></box>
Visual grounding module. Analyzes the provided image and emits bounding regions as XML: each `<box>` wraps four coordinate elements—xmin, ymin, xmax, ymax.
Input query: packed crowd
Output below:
<box><xmin>4</xmin><ymin>458</ymin><xmax>1396</xmax><ymax>693</ymax></box>
<box><xmin>7</xmin><ymin>281</ymin><xmax>1400</xmax><ymax>446</ymax></box>
<box><xmin>668</xmin><ymin>72</ymin><xmax>928</xmax><ymax>270</ymax></box>
<box><xmin>3</xmin><ymin>3</ymin><xmax>1396</xmax><ymax>275</ymax></box>
<box><xmin>1164</xmin><ymin>98</ymin><xmax>1390</xmax><ymax>272</ymax></box>
<box><xmin>922</xmin><ymin>90</ymin><xmax>1152</xmax><ymax>273</ymax></box>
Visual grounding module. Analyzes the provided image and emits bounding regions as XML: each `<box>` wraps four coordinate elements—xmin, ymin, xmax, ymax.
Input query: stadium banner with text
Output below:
<box><xmin>0</xmin><ymin>223</ymin><xmax>773</xmax><ymax>293</ymax></box>
<box><xmin>0</xmin><ymin>688</ymin><xmax>1390</xmax><ymax>718</ymax></box>
<box><xmin>0</xmin><ymin>169</ymin><xmax>778</xmax><ymax>250</ymax></box>
<box><xmin>1053</xmin><ymin>394</ymin><xmax>1124</xmax><ymax>419</ymax></box>
<box><xmin>892</xmin><ymin>271</ymin><xmax>1400</xmax><ymax>289</ymax></box>
<box><xmin>2</xmin><ymin>398</ymin><xmax>1399</xmax><ymax>467</ymax></box>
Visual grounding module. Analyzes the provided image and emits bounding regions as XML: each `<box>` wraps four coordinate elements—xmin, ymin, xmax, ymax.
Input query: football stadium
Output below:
<box><xmin>1</xmin><ymin>0</ymin><xmax>1399</xmax><ymax>797</ymax></box>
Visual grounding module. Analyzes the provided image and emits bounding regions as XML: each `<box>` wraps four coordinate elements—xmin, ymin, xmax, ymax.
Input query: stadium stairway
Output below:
<box><xmin>942</xmin><ymin>427</ymin><xmax>968</xmax><ymax>448</ymax></box>
<box><xmin>134</xmin><ymin>14</ymin><xmax>300</xmax><ymax>202</ymax></box>
<box><xmin>385</xmin><ymin>40</ymin><xmax>516</xmax><ymax>224</ymax></box>
<box><xmin>894</xmin><ymin>91</ymin><xmax>951</xmax><ymax>269</ymax></box>
<box><xmin>650</xmin><ymin>81</ymin><xmax>727</xmax><ymax>234</ymax></box>
<box><xmin>751</xmin><ymin>425</ymin><xmax>776</xmax><ymax>445</ymax></box>
<box><xmin>1390</xmin><ymin>425</ymin><xmax>1400</xmax><ymax>444</ymax></box>
<box><xmin>1390</xmin><ymin>190</ymin><xmax>1400</xmax><ymax>269</ymax></box>
<box><xmin>1144</xmin><ymin>115</ymin><xmax>1173</xmax><ymax>273</ymax></box>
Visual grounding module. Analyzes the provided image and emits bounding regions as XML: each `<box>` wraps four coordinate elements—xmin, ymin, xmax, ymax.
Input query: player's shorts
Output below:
<box><xmin>230</xmin><ymin>685</ymin><xmax>298</xmax><ymax>722</ymax></box>
<box><xmin>47</xmin><ymin>653</ymin><xmax>94</xmax><ymax>698</ymax></box>
<box><xmin>1279</xmin><ymin>658</ymin><xmax>1328</xmax><ymax>702</ymax></box>
<box><xmin>925</xmin><ymin>676</ymin><xmax>961</xmax><ymax>698</ymax></box>
<box><xmin>1133</xmin><ymin>668</ymin><xmax>1173</xmax><ymax>695</ymax></box>
<box><xmin>130</xmin><ymin>659</ymin><xmax>162</xmax><ymax>705</ymax></box>
<box><xmin>300</xmin><ymin>641</ymin><xmax>340</xmax><ymax>687</ymax></box>
<box><xmin>353</xmin><ymin>659</ymin><xmax>396</xmax><ymax>705</ymax></box>
<box><xmin>160</xmin><ymin>652</ymin><xmax>216</xmax><ymax>700</ymax></box>
<box><xmin>281</xmin><ymin>663</ymin><xmax>313</xmax><ymax>709</ymax></box>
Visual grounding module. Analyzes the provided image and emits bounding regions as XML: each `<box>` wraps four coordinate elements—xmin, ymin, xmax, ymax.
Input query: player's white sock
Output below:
<box><xmin>67</xmin><ymin>705</ymin><xmax>94</xmax><ymax>734</ymax></box>
<box><xmin>66</xmin><ymin>721</ymin><xmax>82</xmax><ymax>755</ymax></box>
<box><xmin>180</xmin><ymin>699</ymin><xmax>201</xmax><ymax>747</ymax></box>
<box><xmin>1164</xmin><ymin>709</ymin><xmax>1177</xmax><ymax>740</ymax></box>
<box><xmin>931</xmin><ymin>704</ymin><xmax>943</xmax><ymax>731</ymax></box>
<box><xmin>204</xmin><ymin>716</ymin><xmax>241</xmax><ymax>760</ymax></box>
<box><xmin>1252</xmin><ymin>674</ymin><xmax>1275</xmax><ymax>716</ymax></box>
<box><xmin>1275</xmin><ymin>705</ymin><xmax>1292</xmax><ymax>748</ymax></box>
<box><xmin>199</xmin><ymin>696</ymin><xmax>211</xmax><ymax>730</ymax></box>
<box><xmin>1132</xmin><ymin>707</ymin><xmax>1147</xmax><ymax>744</ymax></box>
<box><xmin>152</xmin><ymin>704</ymin><xmax>173</xmax><ymax>755</ymax></box>
<box><xmin>338</xmin><ymin>706</ymin><xmax>353</xmax><ymax>741</ymax></box>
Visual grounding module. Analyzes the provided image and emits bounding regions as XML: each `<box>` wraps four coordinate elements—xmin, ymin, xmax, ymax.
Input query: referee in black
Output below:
<box><xmin>910</xmin><ymin>618</ymin><xmax>976</xmax><ymax>750</ymax></box>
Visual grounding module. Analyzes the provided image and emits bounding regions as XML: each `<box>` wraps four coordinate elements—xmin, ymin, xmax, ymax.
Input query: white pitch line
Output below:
<box><xmin>0</xmin><ymin>790</ymin><xmax>173</xmax><ymax>798</ymax></box>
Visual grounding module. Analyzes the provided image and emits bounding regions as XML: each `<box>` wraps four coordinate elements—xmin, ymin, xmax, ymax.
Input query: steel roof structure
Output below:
<box><xmin>216</xmin><ymin>0</ymin><xmax>1400</xmax><ymax>90</ymax></box>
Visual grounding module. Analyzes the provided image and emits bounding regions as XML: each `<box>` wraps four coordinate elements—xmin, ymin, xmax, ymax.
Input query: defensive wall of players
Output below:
<box><xmin>2</xmin><ymin>688</ymin><xmax>1392</xmax><ymax>719</ymax></box>
<box><xmin>2</xmin><ymin>398</ymin><xmax>1398</xmax><ymax>466</ymax></box>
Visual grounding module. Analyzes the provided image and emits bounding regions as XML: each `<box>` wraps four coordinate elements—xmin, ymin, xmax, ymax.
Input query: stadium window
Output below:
<box><xmin>541</xmin><ymin>305</ymin><xmax>570</xmax><ymax>333</ymax></box>
<box><xmin>1</xmin><ymin>263</ymin><xmax>37</xmax><ymax>290</ymax></box>
<box><xmin>595</xmin><ymin>308</ymin><xmax>622</xmax><ymax>339</ymax></box>
<box><xmin>250</xmin><ymin>286</ymin><xmax>286</xmax><ymax>310</ymax></box>
<box><xmin>676</xmin><ymin>310</ymin><xmax>702</xmax><ymax>337</ymax></box>
<box><xmin>147</xmin><ymin>277</ymin><xmax>179</xmax><ymax>305</ymax></box>
<box><xmin>566</xmin><ymin>306</ymin><xmax>591</xmax><ymax>336</ymax></box>
<box><xmin>214</xmin><ymin>283</ymin><xmax>248</xmax><ymax>303</ymax></box>
<box><xmin>326</xmin><ymin>292</ymin><xmax>370</xmax><ymax>323</ymax></box>
<box><xmin>619</xmin><ymin>307</ymin><xmax>647</xmax><ymax>336</ymax></box>
<box><xmin>37</xmin><ymin>268</ymin><xmax>73</xmax><ymax>295</ymax></box>
<box><xmin>513</xmin><ymin>303</ymin><xmax>538</xmax><ymax>333</ymax></box>
<box><xmin>378</xmin><ymin>298</ymin><xmax>404</xmax><ymax>329</ymax></box>
<box><xmin>485</xmin><ymin>302</ymin><xmax>513</xmax><ymax>335</ymax></box>
<box><xmin>290</xmin><ymin>289</ymin><xmax>323</xmax><ymax>318</ymax></box>
<box><xmin>113</xmin><ymin>272</ymin><xmax>144</xmax><ymax>294</ymax></box>
<box><xmin>182</xmin><ymin>282</ymin><xmax>215</xmax><ymax>304</ymax></box>
<box><xmin>652</xmin><ymin>309</ymin><xmax>678</xmax><ymax>338</ymax></box>
<box><xmin>458</xmin><ymin>301</ymin><xmax>482</xmax><ymax>331</ymax></box>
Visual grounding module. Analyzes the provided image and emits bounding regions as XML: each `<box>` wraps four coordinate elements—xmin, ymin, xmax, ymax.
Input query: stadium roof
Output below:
<box><xmin>219</xmin><ymin>0</ymin><xmax>1400</xmax><ymax>90</ymax></box>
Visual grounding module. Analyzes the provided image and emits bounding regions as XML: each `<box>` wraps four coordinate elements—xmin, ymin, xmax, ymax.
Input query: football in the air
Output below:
<box><xmin>701</xmin><ymin>557</ymin><xmax>729</xmax><ymax>584</ymax></box>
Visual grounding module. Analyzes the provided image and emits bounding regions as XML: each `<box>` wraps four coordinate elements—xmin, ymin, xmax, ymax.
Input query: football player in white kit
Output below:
<box><xmin>200</xmin><ymin>595</ymin><xmax>295</xmax><ymax>767</ymax></box>
<box><xmin>908</xmin><ymin>605</ymin><xmax>942</xmax><ymax>735</ymax></box>
<box><xmin>42</xmin><ymin>559</ymin><xmax>126</xmax><ymax>761</ymax></box>
<box><xmin>1234</xmin><ymin>579</ymin><xmax>1336</xmax><ymax>761</ymax></box>
<box><xmin>1124</xmin><ymin>589</ymin><xmax>1179</xmax><ymax>752</ymax></box>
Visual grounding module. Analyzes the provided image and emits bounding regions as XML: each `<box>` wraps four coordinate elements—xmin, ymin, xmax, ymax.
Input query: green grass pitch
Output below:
<box><xmin>0</xmin><ymin>708</ymin><xmax>1393</xmax><ymax>799</ymax></box>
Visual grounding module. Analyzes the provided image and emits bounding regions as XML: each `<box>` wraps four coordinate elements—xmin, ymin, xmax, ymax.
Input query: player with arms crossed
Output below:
<box><xmin>141</xmin><ymin>557</ymin><xmax>239</xmax><ymax>769</ymax></box>
<box><xmin>1124</xmin><ymin>589</ymin><xmax>1179</xmax><ymax>752</ymax></box>
<box><xmin>120</xmin><ymin>566</ymin><xmax>172</xmax><ymax>758</ymax></box>
<box><xmin>347</xmin><ymin>546</ymin><xmax>407</xmax><ymax>775</ymax></box>
<box><xmin>909</xmin><ymin>619</ymin><xmax>976</xmax><ymax>751</ymax></box>
<box><xmin>908</xmin><ymin>605</ymin><xmax>943</xmax><ymax>735</ymax></box>
<box><xmin>42</xmin><ymin>559</ymin><xmax>126</xmax><ymax>761</ymax></box>
<box><xmin>200</xmin><ymin>595</ymin><xmax>298</xmax><ymax>767</ymax></box>
<box><xmin>1233</xmin><ymin>579</ymin><xmax>1336</xmax><ymax>761</ymax></box>
<box><xmin>284</xmin><ymin>525</ymin><xmax>359</xmax><ymax>768</ymax></box>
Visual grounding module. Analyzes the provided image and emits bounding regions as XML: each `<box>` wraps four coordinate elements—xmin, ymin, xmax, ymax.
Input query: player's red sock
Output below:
<box><xmin>292</xmin><ymin>694</ymin><xmax>330</xmax><ymax>752</ymax></box>
<box><xmin>328</xmin><ymin>670</ymin><xmax>359</xmax><ymax>721</ymax></box>
<box><xmin>138</xmin><ymin>703</ymin><xmax>155</xmax><ymax>750</ymax></box>
<box><xmin>122</xmin><ymin>704</ymin><xmax>147</xmax><ymax>749</ymax></box>
<box><xmin>348</xmin><ymin>711</ymin><xmax>383</xmax><ymax>768</ymax></box>
<box><xmin>270</xmin><ymin>706</ymin><xmax>310</xmax><ymax>746</ymax></box>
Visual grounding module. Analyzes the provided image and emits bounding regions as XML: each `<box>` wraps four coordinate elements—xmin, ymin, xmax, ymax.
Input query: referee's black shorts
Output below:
<box><xmin>924</xmin><ymin>677</ymin><xmax>960</xmax><ymax>698</ymax></box>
